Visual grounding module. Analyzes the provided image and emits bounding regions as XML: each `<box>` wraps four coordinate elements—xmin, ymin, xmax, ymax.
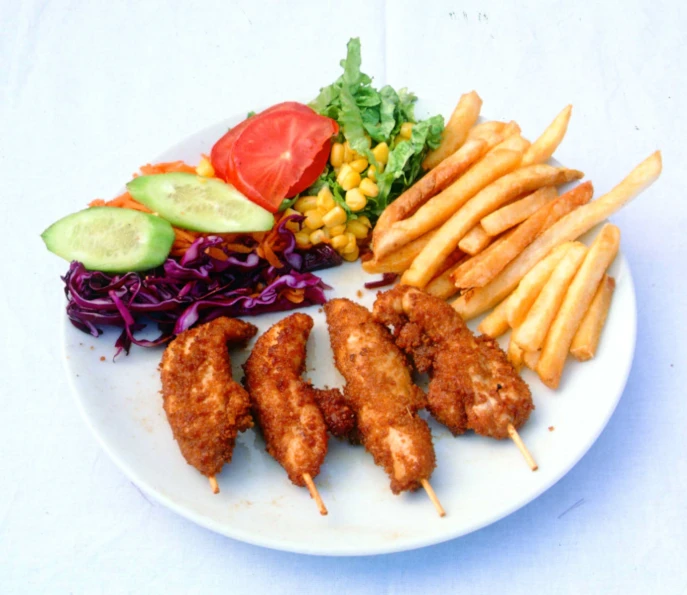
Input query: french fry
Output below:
<box><xmin>467</xmin><ymin>120</ymin><xmax>506</xmax><ymax>140</ymax></box>
<box><xmin>570</xmin><ymin>275</ymin><xmax>616</xmax><ymax>361</ymax></box>
<box><xmin>363</xmin><ymin>230</ymin><xmax>436</xmax><ymax>274</ymax></box>
<box><xmin>537</xmin><ymin>224</ymin><xmax>621</xmax><ymax>388</ymax></box>
<box><xmin>487</xmin><ymin>133</ymin><xmax>531</xmax><ymax>156</ymax></box>
<box><xmin>423</xmin><ymin>91</ymin><xmax>482</xmax><ymax>170</ymax></box>
<box><xmin>481</xmin><ymin>186</ymin><xmax>557</xmax><ymax>236</ymax></box>
<box><xmin>458</xmin><ymin>224</ymin><xmax>492</xmax><ymax>255</ymax></box>
<box><xmin>452</xmin><ymin>151</ymin><xmax>662</xmax><ymax>319</ymax></box>
<box><xmin>373</xmin><ymin>137</ymin><xmax>489</xmax><ymax>241</ymax></box>
<box><xmin>506</xmin><ymin>242</ymin><xmax>573</xmax><ymax>327</ymax></box>
<box><xmin>451</xmin><ymin>181</ymin><xmax>592</xmax><ymax>289</ymax></box>
<box><xmin>521</xmin><ymin>105</ymin><xmax>573</xmax><ymax>166</ymax></box>
<box><xmin>476</xmin><ymin>296</ymin><xmax>511</xmax><ymax>338</ymax></box>
<box><xmin>507</xmin><ymin>336</ymin><xmax>524</xmax><ymax>372</ymax></box>
<box><xmin>376</xmin><ymin>149</ymin><xmax>522</xmax><ymax>261</ymax></box>
<box><xmin>511</xmin><ymin>242</ymin><xmax>588</xmax><ymax>352</ymax></box>
<box><xmin>405</xmin><ymin>249</ymin><xmax>467</xmax><ymax>290</ymax></box>
<box><xmin>403</xmin><ymin>165</ymin><xmax>583</xmax><ymax>289</ymax></box>
<box><xmin>462</xmin><ymin>128</ymin><xmax>508</xmax><ymax>153</ymax></box>
<box><xmin>500</xmin><ymin>120</ymin><xmax>522</xmax><ymax>138</ymax></box>
<box><xmin>425</xmin><ymin>256</ymin><xmax>470</xmax><ymax>300</ymax></box>
<box><xmin>522</xmin><ymin>350</ymin><xmax>540</xmax><ymax>371</ymax></box>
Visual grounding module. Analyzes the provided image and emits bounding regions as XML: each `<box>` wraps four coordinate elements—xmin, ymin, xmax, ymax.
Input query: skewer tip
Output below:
<box><xmin>303</xmin><ymin>473</ymin><xmax>328</xmax><ymax>516</ymax></box>
<box><xmin>209</xmin><ymin>476</ymin><xmax>220</xmax><ymax>494</ymax></box>
<box><xmin>507</xmin><ymin>424</ymin><xmax>539</xmax><ymax>471</ymax></box>
<box><xmin>421</xmin><ymin>478</ymin><xmax>446</xmax><ymax>517</ymax></box>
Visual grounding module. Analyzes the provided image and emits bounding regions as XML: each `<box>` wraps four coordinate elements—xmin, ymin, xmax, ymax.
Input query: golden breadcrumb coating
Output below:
<box><xmin>160</xmin><ymin>317</ymin><xmax>257</xmax><ymax>477</ymax></box>
<box><xmin>243</xmin><ymin>313</ymin><xmax>330</xmax><ymax>487</ymax></box>
<box><xmin>324</xmin><ymin>298</ymin><xmax>436</xmax><ymax>494</ymax></box>
<box><xmin>373</xmin><ymin>286</ymin><xmax>533</xmax><ymax>439</ymax></box>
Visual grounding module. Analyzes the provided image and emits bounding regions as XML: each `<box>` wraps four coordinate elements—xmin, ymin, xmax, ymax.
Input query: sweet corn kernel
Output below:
<box><xmin>322</xmin><ymin>205</ymin><xmax>347</xmax><ymax>228</ymax></box>
<box><xmin>196</xmin><ymin>157</ymin><xmax>215</xmax><ymax>178</ymax></box>
<box><xmin>349</xmin><ymin>158</ymin><xmax>368</xmax><ymax>173</ymax></box>
<box><xmin>328</xmin><ymin>224</ymin><xmax>347</xmax><ymax>237</ymax></box>
<box><xmin>345</xmin><ymin>188</ymin><xmax>367</xmax><ymax>212</ymax></box>
<box><xmin>330</xmin><ymin>234</ymin><xmax>349</xmax><ymax>250</ymax></box>
<box><xmin>282</xmin><ymin>208</ymin><xmax>301</xmax><ymax>232</ymax></box>
<box><xmin>343</xmin><ymin>141</ymin><xmax>357</xmax><ymax>163</ymax></box>
<box><xmin>330</xmin><ymin>143</ymin><xmax>344</xmax><ymax>168</ymax></box>
<box><xmin>316</xmin><ymin>186</ymin><xmax>336</xmax><ymax>211</ymax></box>
<box><xmin>346</xmin><ymin>220</ymin><xmax>369</xmax><ymax>239</ymax></box>
<box><xmin>336</xmin><ymin>164</ymin><xmax>349</xmax><ymax>180</ymax></box>
<box><xmin>342</xmin><ymin>244</ymin><xmax>360</xmax><ymax>262</ymax></box>
<box><xmin>294</xmin><ymin>232</ymin><xmax>311</xmax><ymax>248</ymax></box>
<box><xmin>342</xmin><ymin>232</ymin><xmax>357</xmax><ymax>253</ymax></box>
<box><xmin>357</xmin><ymin>215</ymin><xmax>372</xmax><ymax>228</ymax></box>
<box><xmin>337</xmin><ymin>164</ymin><xmax>361</xmax><ymax>191</ymax></box>
<box><xmin>367</xmin><ymin>165</ymin><xmax>377</xmax><ymax>181</ymax></box>
<box><xmin>294</xmin><ymin>195</ymin><xmax>318</xmax><ymax>213</ymax></box>
<box><xmin>372</xmin><ymin>142</ymin><xmax>389</xmax><ymax>165</ymax></box>
<box><xmin>309</xmin><ymin>229</ymin><xmax>330</xmax><ymax>245</ymax></box>
<box><xmin>303</xmin><ymin>210</ymin><xmax>325</xmax><ymax>230</ymax></box>
<box><xmin>358</xmin><ymin>178</ymin><xmax>379</xmax><ymax>197</ymax></box>
<box><xmin>400</xmin><ymin>122</ymin><xmax>414</xmax><ymax>139</ymax></box>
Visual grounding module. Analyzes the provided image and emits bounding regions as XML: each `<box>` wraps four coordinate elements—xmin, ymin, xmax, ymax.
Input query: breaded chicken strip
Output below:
<box><xmin>160</xmin><ymin>317</ymin><xmax>257</xmax><ymax>485</ymax></box>
<box><xmin>311</xmin><ymin>388</ymin><xmax>357</xmax><ymax>441</ymax></box>
<box><xmin>243</xmin><ymin>313</ymin><xmax>333</xmax><ymax>487</ymax></box>
<box><xmin>373</xmin><ymin>286</ymin><xmax>533</xmax><ymax>439</ymax></box>
<box><xmin>324</xmin><ymin>298</ymin><xmax>436</xmax><ymax>494</ymax></box>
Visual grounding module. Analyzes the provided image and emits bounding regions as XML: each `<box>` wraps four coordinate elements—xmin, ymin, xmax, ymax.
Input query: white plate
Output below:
<box><xmin>62</xmin><ymin>108</ymin><xmax>636</xmax><ymax>556</ymax></box>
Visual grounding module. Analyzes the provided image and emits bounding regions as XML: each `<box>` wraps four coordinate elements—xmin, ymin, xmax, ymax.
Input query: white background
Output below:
<box><xmin>1</xmin><ymin>0</ymin><xmax>686</xmax><ymax>593</ymax></box>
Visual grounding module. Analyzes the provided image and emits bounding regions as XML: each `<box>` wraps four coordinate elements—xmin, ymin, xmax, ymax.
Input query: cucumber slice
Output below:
<box><xmin>126</xmin><ymin>173</ymin><xmax>275</xmax><ymax>233</ymax></box>
<box><xmin>41</xmin><ymin>207</ymin><xmax>175</xmax><ymax>273</ymax></box>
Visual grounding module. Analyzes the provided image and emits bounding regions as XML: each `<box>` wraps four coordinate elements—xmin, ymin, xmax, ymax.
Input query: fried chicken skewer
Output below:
<box><xmin>324</xmin><ymin>299</ymin><xmax>444</xmax><ymax>516</ymax></box>
<box><xmin>243</xmin><ymin>313</ymin><xmax>334</xmax><ymax>515</ymax></box>
<box><xmin>160</xmin><ymin>317</ymin><xmax>258</xmax><ymax>493</ymax></box>
<box><xmin>373</xmin><ymin>286</ymin><xmax>537</xmax><ymax>471</ymax></box>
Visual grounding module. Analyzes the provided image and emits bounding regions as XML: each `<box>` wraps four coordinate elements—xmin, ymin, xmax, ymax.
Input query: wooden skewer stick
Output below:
<box><xmin>209</xmin><ymin>476</ymin><xmax>220</xmax><ymax>494</ymax></box>
<box><xmin>421</xmin><ymin>478</ymin><xmax>446</xmax><ymax>517</ymax></box>
<box><xmin>507</xmin><ymin>424</ymin><xmax>538</xmax><ymax>471</ymax></box>
<box><xmin>303</xmin><ymin>473</ymin><xmax>328</xmax><ymax>516</ymax></box>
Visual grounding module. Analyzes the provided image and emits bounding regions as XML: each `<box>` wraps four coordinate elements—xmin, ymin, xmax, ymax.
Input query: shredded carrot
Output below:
<box><xmin>174</xmin><ymin>228</ymin><xmax>198</xmax><ymax>244</ymax></box>
<box><xmin>283</xmin><ymin>288</ymin><xmax>306</xmax><ymax>304</ymax></box>
<box><xmin>138</xmin><ymin>161</ymin><xmax>196</xmax><ymax>176</ymax></box>
<box><xmin>223</xmin><ymin>243</ymin><xmax>254</xmax><ymax>254</ymax></box>
<box><xmin>253</xmin><ymin>212</ymin><xmax>293</xmax><ymax>269</ymax></box>
<box><xmin>89</xmin><ymin>192</ymin><xmax>152</xmax><ymax>213</ymax></box>
<box><xmin>258</xmin><ymin>242</ymin><xmax>283</xmax><ymax>269</ymax></box>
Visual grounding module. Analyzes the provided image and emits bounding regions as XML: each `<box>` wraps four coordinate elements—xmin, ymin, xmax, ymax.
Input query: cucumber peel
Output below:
<box><xmin>126</xmin><ymin>173</ymin><xmax>274</xmax><ymax>233</ymax></box>
<box><xmin>41</xmin><ymin>207</ymin><xmax>175</xmax><ymax>273</ymax></box>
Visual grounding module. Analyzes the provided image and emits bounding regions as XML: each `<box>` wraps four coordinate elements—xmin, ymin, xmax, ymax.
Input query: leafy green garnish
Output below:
<box><xmin>278</xmin><ymin>197</ymin><xmax>299</xmax><ymax>212</ymax></box>
<box><xmin>308</xmin><ymin>37</ymin><xmax>444</xmax><ymax>221</ymax></box>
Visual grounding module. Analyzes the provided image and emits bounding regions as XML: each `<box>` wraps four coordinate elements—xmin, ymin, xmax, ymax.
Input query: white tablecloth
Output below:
<box><xmin>2</xmin><ymin>1</ymin><xmax>685</xmax><ymax>593</ymax></box>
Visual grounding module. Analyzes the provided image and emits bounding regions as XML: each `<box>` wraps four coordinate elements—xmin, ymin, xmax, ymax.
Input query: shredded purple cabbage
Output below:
<box><xmin>363</xmin><ymin>273</ymin><xmax>398</xmax><ymax>290</ymax></box>
<box><xmin>62</xmin><ymin>217</ymin><xmax>341</xmax><ymax>357</ymax></box>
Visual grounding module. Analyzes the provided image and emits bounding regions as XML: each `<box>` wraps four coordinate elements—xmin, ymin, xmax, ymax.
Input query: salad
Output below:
<box><xmin>41</xmin><ymin>38</ymin><xmax>444</xmax><ymax>355</ymax></box>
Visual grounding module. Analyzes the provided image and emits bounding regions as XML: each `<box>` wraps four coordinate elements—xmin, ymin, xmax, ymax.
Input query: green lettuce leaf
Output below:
<box><xmin>308</xmin><ymin>37</ymin><xmax>445</xmax><ymax>221</ymax></box>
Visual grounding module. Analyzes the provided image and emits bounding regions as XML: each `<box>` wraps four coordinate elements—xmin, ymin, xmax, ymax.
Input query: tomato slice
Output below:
<box><xmin>210</xmin><ymin>102</ymin><xmax>316</xmax><ymax>181</ymax></box>
<box><xmin>286</xmin><ymin>139</ymin><xmax>331</xmax><ymax>196</ymax></box>
<box><xmin>227</xmin><ymin>108</ymin><xmax>338</xmax><ymax>212</ymax></box>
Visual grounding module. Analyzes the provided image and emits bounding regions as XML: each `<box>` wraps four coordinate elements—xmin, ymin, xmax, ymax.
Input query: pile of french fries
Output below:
<box><xmin>364</xmin><ymin>91</ymin><xmax>662</xmax><ymax>389</ymax></box>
